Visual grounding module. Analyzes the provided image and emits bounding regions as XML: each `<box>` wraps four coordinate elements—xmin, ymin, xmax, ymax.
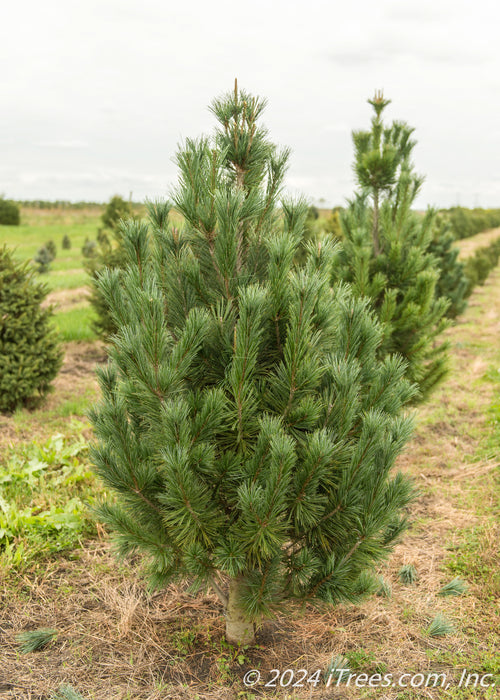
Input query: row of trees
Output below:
<box><xmin>440</xmin><ymin>206</ymin><xmax>500</xmax><ymax>240</ymax></box>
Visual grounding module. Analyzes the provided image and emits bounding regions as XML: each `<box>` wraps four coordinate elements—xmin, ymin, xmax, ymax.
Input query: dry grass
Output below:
<box><xmin>1</xmin><ymin>271</ymin><xmax>500</xmax><ymax>698</ymax></box>
<box><xmin>456</xmin><ymin>227</ymin><xmax>500</xmax><ymax>259</ymax></box>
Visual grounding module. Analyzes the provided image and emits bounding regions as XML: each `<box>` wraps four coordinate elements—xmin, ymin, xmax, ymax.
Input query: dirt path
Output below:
<box><xmin>43</xmin><ymin>285</ymin><xmax>89</xmax><ymax>312</ymax></box>
<box><xmin>456</xmin><ymin>226</ymin><xmax>500</xmax><ymax>259</ymax></box>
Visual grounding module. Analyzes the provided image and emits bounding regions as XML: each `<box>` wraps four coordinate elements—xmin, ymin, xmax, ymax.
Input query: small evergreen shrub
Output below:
<box><xmin>62</xmin><ymin>234</ymin><xmax>71</xmax><ymax>250</ymax></box>
<box><xmin>82</xmin><ymin>238</ymin><xmax>97</xmax><ymax>258</ymax></box>
<box><xmin>46</xmin><ymin>239</ymin><xmax>57</xmax><ymax>259</ymax></box>
<box><xmin>34</xmin><ymin>245</ymin><xmax>53</xmax><ymax>273</ymax></box>
<box><xmin>0</xmin><ymin>246</ymin><xmax>63</xmax><ymax>412</ymax></box>
<box><xmin>0</xmin><ymin>197</ymin><xmax>20</xmax><ymax>226</ymax></box>
<box><xmin>85</xmin><ymin>196</ymin><xmax>133</xmax><ymax>338</ymax></box>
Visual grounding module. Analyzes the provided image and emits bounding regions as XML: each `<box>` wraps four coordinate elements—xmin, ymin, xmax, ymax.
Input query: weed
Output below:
<box><xmin>0</xmin><ymin>434</ymin><xmax>101</xmax><ymax>572</ymax></box>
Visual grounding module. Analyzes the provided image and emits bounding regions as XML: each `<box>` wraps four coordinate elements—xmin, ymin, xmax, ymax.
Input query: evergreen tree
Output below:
<box><xmin>428</xmin><ymin>217</ymin><xmax>468</xmax><ymax>318</ymax></box>
<box><xmin>0</xmin><ymin>197</ymin><xmax>20</xmax><ymax>226</ymax></box>
<box><xmin>85</xmin><ymin>196</ymin><xmax>133</xmax><ymax>338</ymax></box>
<box><xmin>34</xmin><ymin>245</ymin><xmax>53</xmax><ymax>273</ymax></box>
<box><xmin>62</xmin><ymin>234</ymin><xmax>71</xmax><ymax>250</ymax></box>
<box><xmin>333</xmin><ymin>93</ymin><xmax>449</xmax><ymax>401</ymax></box>
<box><xmin>90</xmin><ymin>84</ymin><xmax>417</xmax><ymax>646</ymax></box>
<box><xmin>46</xmin><ymin>239</ymin><xmax>57</xmax><ymax>260</ymax></box>
<box><xmin>0</xmin><ymin>246</ymin><xmax>63</xmax><ymax>412</ymax></box>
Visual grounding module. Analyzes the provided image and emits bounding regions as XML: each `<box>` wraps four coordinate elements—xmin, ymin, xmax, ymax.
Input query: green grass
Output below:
<box><xmin>0</xmin><ymin>206</ymin><xmax>101</xmax><ymax>292</ymax></box>
<box><xmin>52</xmin><ymin>305</ymin><xmax>98</xmax><ymax>342</ymax></box>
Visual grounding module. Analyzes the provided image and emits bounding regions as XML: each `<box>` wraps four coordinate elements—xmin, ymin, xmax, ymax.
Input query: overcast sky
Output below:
<box><xmin>1</xmin><ymin>0</ymin><xmax>498</xmax><ymax>208</ymax></box>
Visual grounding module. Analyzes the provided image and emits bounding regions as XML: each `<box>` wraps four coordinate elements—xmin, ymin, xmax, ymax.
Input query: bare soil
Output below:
<box><xmin>1</xmin><ymin>271</ymin><xmax>500</xmax><ymax>699</ymax></box>
<box><xmin>43</xmin><ymin>286</ymin><xmax>90</xmax><ymax>312</ymax></box>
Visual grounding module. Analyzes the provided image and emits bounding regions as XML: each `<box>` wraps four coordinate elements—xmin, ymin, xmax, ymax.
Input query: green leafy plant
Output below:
<box><xmin>0</xmin><ymin>246</ymin><xmax>63</xmax><ymax>412</ymax></box>
<box><xmin>0</xmin><ymin>434</ymin><xmax>97</xmax><ymax>566</ymax></box>
<box><xmin>90</xmin><ymin>83</ymin><xmax>417</xmax><ymax>645</ymax></box>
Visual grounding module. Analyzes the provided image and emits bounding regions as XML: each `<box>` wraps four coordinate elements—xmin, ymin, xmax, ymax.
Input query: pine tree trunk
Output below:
<box><xmin>225</xmin><ymin>576</ymin><xmax>255</xmax><ymax>645</ymax></box>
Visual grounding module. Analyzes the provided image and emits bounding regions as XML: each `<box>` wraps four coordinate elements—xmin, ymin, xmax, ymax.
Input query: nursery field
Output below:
<box><xmin>0</xmin><ymin>208</ymin><xmax>500</xmax><ymax>699</ymax></box>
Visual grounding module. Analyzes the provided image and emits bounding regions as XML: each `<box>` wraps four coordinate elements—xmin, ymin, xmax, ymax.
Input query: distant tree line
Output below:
<box><xmin>13</xmin><ymin>199</ymin><xmax>144</xmax><ymax>209</ymax></box>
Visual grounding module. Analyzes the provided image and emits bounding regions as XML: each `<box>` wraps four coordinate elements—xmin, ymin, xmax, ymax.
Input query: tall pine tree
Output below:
<box><xmin>333</xmin><ymin>93</ymin><xmax>449</xmax><ymax>401</ymax></box>
<box><xmin>90</xmin><ymin>84</ymin><xmax>417</xmax><ymax>645</ymax></box>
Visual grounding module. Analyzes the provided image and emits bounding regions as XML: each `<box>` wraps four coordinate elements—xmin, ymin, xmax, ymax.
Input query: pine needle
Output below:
<box><xmin>399</xmin><ymin>564</ymin><xmax>418</xmax><ymax>585</ymax></box>
<box><xmin>324</xmin><ymin>654</ymin><xmax>350</xmax><ymax>682</ymax></box>
<box><xmin>376</xmin><ymin>575</ymin><xmax>392</xmax><ymax>598</ymax></box>
<box><xmin>426</xmin><ymin>613</ymin><xmax>455</xmax><ymax>637</ymax></box>
<box><xmin>438</xmin><ymin>577</ymin><xmax>468</xmax><ymax>596</ymax></box>
<box><xmin>16</xmin><ymin>628</ymin><xmax>58</xmax><ymax>653</ymax></box>
<box><xmin>50</xmin><ymin>685</ymin><xmax>85</xmax><ymax>700</ymax></box>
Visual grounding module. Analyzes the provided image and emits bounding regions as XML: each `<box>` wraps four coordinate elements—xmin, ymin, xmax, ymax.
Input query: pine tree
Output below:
<box><xmin>62</xmin><ymin>234</ymin><xmax>71</xmax><ymax>250</ymax></box>
<box><xmin>85</xmin><ymin>196</ymin><xmax>133</xmax><ymax>338</ymax></box>
<box><xmin>0</xmin><ymin>246</ymin><xmax>63</xmax><ymax>412</ymax></box>
<box><xmin>428</xmin><ymin>217</ymin><xmax>468</xmax><ymax>318</ymax></box>
<box><xmin>34</xmin><ymin>245</ymin><xmax>53</xmax><ymax>273</ymax></box>
<box><xmin>90</xmin><ymin>84</ymin><xmax>417</xmax><ymax>646</ymax></box>
<box><xmin>333</xmin><ymin>93</ymin><xmax>449</xmax><ymax>401</ymax></box>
